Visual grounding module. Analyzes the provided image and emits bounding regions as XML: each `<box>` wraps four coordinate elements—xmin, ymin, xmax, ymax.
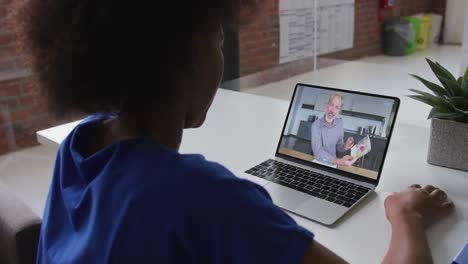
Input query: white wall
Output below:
<box><xmin>444</xmin><ymin>0</ymin><xmax>466</xmax><ymax>44</ymax></box>
<box><xmin>461</xmin><ymin>0</ymin><xmax>468</xmax><ymax>75</ymax></box>
<box><xmin>285</xmin><ymin>86</ymin><xmax>396</xmax><ymax>138</ymax></box>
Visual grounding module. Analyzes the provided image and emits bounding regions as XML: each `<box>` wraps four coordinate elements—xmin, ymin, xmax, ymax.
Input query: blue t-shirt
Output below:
<box><xmin>37</xmin><ymin>114</ymin><xmax>314</xmax><ymax>263</ymax></box>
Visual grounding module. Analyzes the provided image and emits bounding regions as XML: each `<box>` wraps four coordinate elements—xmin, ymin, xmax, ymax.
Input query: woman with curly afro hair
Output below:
<box><xmin>12</xmin><ymin>0</ymin><xmax>453</xmax><ymax>263</ymax></box>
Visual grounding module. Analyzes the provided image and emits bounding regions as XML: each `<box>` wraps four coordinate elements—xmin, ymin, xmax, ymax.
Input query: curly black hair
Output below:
<box><xmin>13</xmin><ymin>0</ymin><xmax>257</xmax><ymax>116</ymax></box>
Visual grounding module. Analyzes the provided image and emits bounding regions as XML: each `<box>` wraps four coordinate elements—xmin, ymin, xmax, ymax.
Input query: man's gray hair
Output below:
<box><xmin>328</xmin><ymin>93</ymin><xmax>344</xmax><ymax>106</ymax></box>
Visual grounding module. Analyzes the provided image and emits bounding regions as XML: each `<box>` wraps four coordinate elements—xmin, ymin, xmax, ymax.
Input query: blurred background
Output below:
<box><xmin>1</xmin><ymin>0</ymin><xmax>467</xmax><ymax>215</ymax></box>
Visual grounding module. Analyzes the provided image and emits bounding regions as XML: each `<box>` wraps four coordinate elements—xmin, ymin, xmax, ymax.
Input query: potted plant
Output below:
<box><xmin>409</xmin><ymin>58</ymin><xmax>468</xmax><ymax>171</ymax></box>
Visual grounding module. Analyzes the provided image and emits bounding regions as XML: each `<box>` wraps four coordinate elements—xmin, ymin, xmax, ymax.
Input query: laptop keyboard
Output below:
<box><xmin>245</xmin><ymin>159</ymin><xmax>371</xmax><ymax>208</ymax></box>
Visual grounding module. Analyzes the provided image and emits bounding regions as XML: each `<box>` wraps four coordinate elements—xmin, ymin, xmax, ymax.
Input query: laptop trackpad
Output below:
<box><xmin>264</xmin><ymin>182</ymin><xmax>310</xmax><ymax>211</ymax></box>
<box><xmin>264</xmin><ymin>182</ymin><xmax>347</xmax><ymax>225</ymax></box>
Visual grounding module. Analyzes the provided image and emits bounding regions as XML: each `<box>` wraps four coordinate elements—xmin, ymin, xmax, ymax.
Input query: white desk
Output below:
<box><xmin>37</xmin><ymin>89</ymin><xmax>468</xmax><ymax>263</ymax></box>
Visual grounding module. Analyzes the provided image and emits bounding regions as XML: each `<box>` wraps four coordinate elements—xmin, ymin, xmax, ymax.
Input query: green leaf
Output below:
<box><xmin>436</xmin><ymin>61</ymin><xmax>457</xmax><ymax>80</ymax></box>
<box><xmin>409</xmin><ymin>74</ymin><xmax>448</xmax><ymax>97</ymax></box>
<box><xmin>428</xmin><ymin>110</ymin><xmax>465</xmax><ymax>121</ymax></box>
<box><xmin>426</xmin><ymin>58</ymin><xmax>456</xmax><ymax>81</ymax></box>
<box><xmin>438</xmin><ymin>75</ymin><xmax>462</xmax><ymax>96</ymax></box>
<box><xmin>408</xmin><ymin>89</ymin><xmax>439</xmax><ymax>99</ymax></box>
<box><xmin>426</xmin><ymin>58</ymin><xmax>457</xmax><ymax>93</ymax></box>
<box><xmin>462</xmin><ymin>67</ymin><xmax>468</xmax><ymax>98</ymax></box>
<box><xmin>407</xmin><ymin>94</ymin><xmax>450</xmax><ymax>108</ymax></box>
<box><xmin>453</xmin><ymin>108</ymin><xmax>468</xmax><ymax>116</ymax></box>
<box><xmin>408</xmin><ymin>89</ymin><xmax>450</xmax><ymax>106</ymax></box>
<box><xmin>427</xmin><ymin>106</ymin><xmax>452</xmax><ymax>119</ymax></box>
<box><xmin>448</xmin><ymin>96</ymin><xmax>468</xmax><ymax>111</ymax></box>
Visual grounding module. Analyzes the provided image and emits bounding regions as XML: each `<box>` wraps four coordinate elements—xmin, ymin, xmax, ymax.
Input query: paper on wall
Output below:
<box><xmin>279</xmin><ymin>0</ymin><xmax>355</xmax><ymax>64</ymax></box>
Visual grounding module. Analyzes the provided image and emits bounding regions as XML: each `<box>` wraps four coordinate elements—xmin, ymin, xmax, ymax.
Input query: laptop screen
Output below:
<box><xmin>277</xmin><ymin>84</ymin><xmax>399</xmax><ymax>181</ymax></box>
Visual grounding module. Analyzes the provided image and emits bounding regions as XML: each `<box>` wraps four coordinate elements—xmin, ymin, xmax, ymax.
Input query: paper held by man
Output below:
<box><xmin>313</xmin><ymin>136</ymin><xmax>371</xmax><ymax>168</ymax></box>
<box><xmin>350</xmin><ymin>135</ymin><xmax>372</xmax><ymax>160</ymax></box>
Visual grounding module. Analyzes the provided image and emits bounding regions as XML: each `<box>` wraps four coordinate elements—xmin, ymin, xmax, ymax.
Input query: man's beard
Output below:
<box><xmin>325</xmin><ymin>112</ymin><xmax>335</xmax><ymax>123</ymax></box>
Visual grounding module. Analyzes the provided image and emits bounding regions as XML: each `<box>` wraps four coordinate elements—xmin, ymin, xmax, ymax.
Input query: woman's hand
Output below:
<box><xmin>384</xmin><ymin>184</ymin><xmax>454</xmax><ymax>228</ymax></box>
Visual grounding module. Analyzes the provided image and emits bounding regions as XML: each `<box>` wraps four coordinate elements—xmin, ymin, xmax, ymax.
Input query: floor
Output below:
<box><xmin>245</xmin><ymin>45</ymin><xmax>463</xmax><ymax>101</ymax></box>
<box><xmin>0</xmin><ymin>44</ymin><xmax>462</xmax><ymax>217</ymax></box>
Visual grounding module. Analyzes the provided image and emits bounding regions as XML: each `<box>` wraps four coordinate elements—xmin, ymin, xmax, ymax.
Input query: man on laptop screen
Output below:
<box><xmin>310</xmin><ymin>93</ymin><xmax>356</xmax><ymax>167</ymax></box>
<box><xmin>278</xmin><ymin>85</ymin><xmax>397</xmax><ymax>180</ymax></box>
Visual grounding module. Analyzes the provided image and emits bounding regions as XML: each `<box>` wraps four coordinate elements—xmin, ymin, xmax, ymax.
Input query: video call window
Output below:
<box><xmin>279</xmin><ymin>85</ymin><xmax>398</xmax><ymax>179</ymax></box>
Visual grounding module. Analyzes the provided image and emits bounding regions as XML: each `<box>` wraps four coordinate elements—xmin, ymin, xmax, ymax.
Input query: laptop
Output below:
<box><xmin>242</xmin><ymin>83</ymin><xmax>400</xmax><ymax>225</ymax></box>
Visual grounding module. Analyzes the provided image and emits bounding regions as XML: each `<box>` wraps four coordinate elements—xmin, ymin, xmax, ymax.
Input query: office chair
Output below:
<box><xmin>0</xmin><ymin>182</ymin><xmax>41</xmax><ymax>264</ymax></box>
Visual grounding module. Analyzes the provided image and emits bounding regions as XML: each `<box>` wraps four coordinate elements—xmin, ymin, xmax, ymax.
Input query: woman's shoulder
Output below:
<box><xmin>176</xmin><ymin>154</ymin><xmax>235</xmax><ymax>179</ymax></box>
<box><xmin>119</xmin><ymin>145</ymin><xmax>249</xmax><ymax>195</ymax></box>
<box><xmin>144</xmin><ymin>151</ymin><xmax>266</xmax><ymax>200</ymax></box>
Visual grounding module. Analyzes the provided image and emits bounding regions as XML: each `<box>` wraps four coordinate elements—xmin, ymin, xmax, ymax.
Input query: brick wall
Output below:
<box><xmin>0</xmin><ymin>0</ymin><xmax>62</xmax><ymax>155</ymax></box>
<box><xmin>0</xmin><ymin>0</ymin><xmax>23</xmax><ymax>73</ymax></box>
<box><xmin>431</xmin><ymin>0</ymin><xmax>447</xmax><ymax>15</ymax></box>
<box><xmin>0</xmin><ymin>76</ymin><xmax>53</xmax><ymax>155</ymax></box>
<box><xmin>239</xmin><ymin>0</ymin><xmax>280</xmax><ymax>77</ymax></box>
<box><xmin>239</xmin><ymin>0</ymin><xmax>446</xmax><ymax>76</ymax></box>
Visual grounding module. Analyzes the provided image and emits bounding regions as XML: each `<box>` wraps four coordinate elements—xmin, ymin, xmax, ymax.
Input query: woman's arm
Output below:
<box><xmin>382</xmin><ymin>184</ymin><xmax>453</xmax><ymax>264</ymax></box>
<box><xmin>382</xmin><ymin>213</ymin><xmax>432</xmax><ymax>264</ymax></box>
<box><xmin>301</xmin><ymin>184</ymin><xmax>454</xmax><ymax>264</ymax></box>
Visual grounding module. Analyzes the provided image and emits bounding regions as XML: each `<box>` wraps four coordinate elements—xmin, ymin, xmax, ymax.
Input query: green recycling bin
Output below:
<box><xmin>403</xmin><ymin>16</ymin><xmax>420</xmax><ymax>55</ymax></box>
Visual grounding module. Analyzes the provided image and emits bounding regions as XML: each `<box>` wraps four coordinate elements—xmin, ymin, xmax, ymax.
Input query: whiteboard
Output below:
<box><xmin>279</xmin><ymin>0</ymin><xmax>355</xmax><ymax>64</ymax></box>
